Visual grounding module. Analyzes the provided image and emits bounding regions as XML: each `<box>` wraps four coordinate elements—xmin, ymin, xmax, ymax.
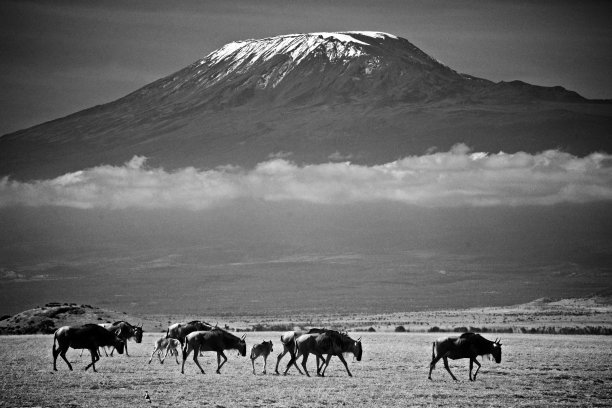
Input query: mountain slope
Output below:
<box><xmin>1</xmin><ymin>31</ymin><xmax>610</xmax><ymax>180</ymax></box>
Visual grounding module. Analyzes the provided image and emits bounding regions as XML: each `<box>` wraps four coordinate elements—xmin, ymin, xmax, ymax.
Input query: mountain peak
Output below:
<box><xmin>131</xmin><ymin>31</ymin><xmax>461</xmax><ymax>109</ymax></box>
<box><xmin>1</xmin><ymin>31</ymin><xmax>605</xmax><ymax>181</ymax></box>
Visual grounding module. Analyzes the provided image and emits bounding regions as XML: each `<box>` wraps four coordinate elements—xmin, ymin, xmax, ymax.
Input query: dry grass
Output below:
<box><xmin>1</xmin><ymin>332</ymin><xmax>611</xmax><ymax>407</ymax></box>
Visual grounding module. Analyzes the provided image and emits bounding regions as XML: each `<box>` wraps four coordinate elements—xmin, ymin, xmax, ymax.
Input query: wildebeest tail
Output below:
<box><xmin>52</xmin><ymin>330</ymin><xmax>58</xmax><ymax>357</ymax></box>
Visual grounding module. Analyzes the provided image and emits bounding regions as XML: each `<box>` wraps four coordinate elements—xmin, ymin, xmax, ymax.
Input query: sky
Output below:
<box><xmin>1</xmin><ymin>0</ymin><xmax>612</xmax><ymax>136</ymax></box>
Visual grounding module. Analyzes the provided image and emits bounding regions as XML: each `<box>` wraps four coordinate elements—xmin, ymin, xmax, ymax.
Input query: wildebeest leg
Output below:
<box><xmin>251</xmin><ymin>355</ymin><xmax>257</xmax><ymax>375</ymax></box>
<box><xmin>289</xmin><ymin>349</ymin><xmax>304</xmax><ymax>375</ymax></box>
<box><xmin>262</xmin><ymin>354</ymin><xmax>267</xmax><ymax>374</ymax></box>
<box><xmin>148</xmin><ymin>346</ymin><xmax>159</xmax><ymax>364</ymax></box>
<box><xmin>301</xmin><ymin>352</ymin><xmax>311</xmax><ymax>377</ymax></box>
<box><xmin>319</xmin><ymin>354</ymin><xmax>333</xmax><ymax>377</ymax></box>
<box><xmin>336</xmin><ymin>353</ymin><xmax>353</xmax><ymax>377</ymax></box>
<box><xmin>471</xmin><ymin>358</ymin><xmax>481</xmax><ymax>381</ymax></box>
<box><xmin>181</xmin><ymin>343</ymin><xmax>192</xmax><ymax>374</ymax></box>
<box><xmin>428</xmin><ymin>350</ymin><xmax>444</xmax><ymax>380</ymax></box>
<box><xmin>274</xmin><ymin>349</ymin><xmax>286</xmax><ymax>374</ymax></box>
<box><xmin>160</xmin><ymin>346</ymin><xmax>170</xmax><ymax>364</ymax></box>
<box><xmin>442</xmin><ymin>357</ymin><xmax>458</xmax><ymax>381</ymax></box>
<box><xmin>53</xmin><ymin>342</ymin><xmax>72</xmax><ymax>371</ymax></box>
<box><xmin>192</xmin><ymin>347</ymin><xmax>206</xmax><ymax>374</ymax></box>
<box><xmin>283</xmin><ymin>349</ymin><xmax>303</xmax><ymax>376</ymax></box>
<box><xmin>84</xmin><ymin>349</ymin><xmax>100</xmax><ymax>372</ymax></box>
<box><xmin>216</xmin><ymin>351</ymin><xmax>228</xmax><ymax>374</ymax></box>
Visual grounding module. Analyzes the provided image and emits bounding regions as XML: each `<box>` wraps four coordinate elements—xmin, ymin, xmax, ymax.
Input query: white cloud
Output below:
<box><xmin>1</xmin><ymin>145</ymin><xmax>611</xmax><ymax>210</ymax></box>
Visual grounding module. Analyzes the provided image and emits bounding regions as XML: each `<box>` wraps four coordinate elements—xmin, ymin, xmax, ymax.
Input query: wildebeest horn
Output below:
<box><xmin>357</xmin><ymin>336</ymin><xmax>362</xmax><ymax>341</ymax></box>
<box><xmin>241</xmin><ymin>334</ymin><xmax>247</xmax><ymax>341</ymax></box>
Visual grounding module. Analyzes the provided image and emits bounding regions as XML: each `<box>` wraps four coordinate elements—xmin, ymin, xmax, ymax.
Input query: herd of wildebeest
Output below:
<box><xmin>51</xmin><ymin>320</ymin><xmax>503</xmax><ymax>381</ymax></box>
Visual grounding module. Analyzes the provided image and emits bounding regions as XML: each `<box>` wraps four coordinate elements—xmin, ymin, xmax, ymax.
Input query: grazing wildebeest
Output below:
<box><xmin>285</xmin><ymin>330</ymin><xmax>362</xmax><ymax>377</ymax></box>
<box><xmin>428</xmin><ymin>332</ymin><xmax>503</xmax><ymax>381</ymax></box>
<box><xmin>181</xmin><ymin>328</ymin><xmax>247</xmax><ymax>374</ymax></box>
<box><xmin>148</xmin><ymin>337</ymin><xmax>182</xmax><ymax>364</ymax></box>
<box><xmin>250</xmin><ymin>340</ymin><xmax>273</xmax><ymax>375</ymax></box>
<box><xmin>105</xmin><ymin>321</ymin><xmax>143</xmax><ymax>356</ymax></box>
<box><xmin>166</xmin><ymin>321</ymin><xmax>213</xmax><ymax>345</ymax></box>
<box><xmin>52</xmin><ymin>324</ymin><xmax>125</xmax><ymax>372</ymax></box>
<box><xmin>274</xmin><ymin>328</ymin><xmax>325</xmax><ymax>375</ymax></box>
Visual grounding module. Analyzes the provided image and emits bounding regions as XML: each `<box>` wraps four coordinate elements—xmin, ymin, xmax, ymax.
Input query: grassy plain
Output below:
<box><xmin>1</xmin><ymin>332</ymin><xmax>611</xmax><ymax>407</ymax></box>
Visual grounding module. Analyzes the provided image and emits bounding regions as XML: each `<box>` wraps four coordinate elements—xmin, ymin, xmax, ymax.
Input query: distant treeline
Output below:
<box><xmin>245</xmin><ymin>323</ymin><xmax>612</xmax><ymax>335</ymax></box>
<box><xmin>417</xmin><ymin>325</ymin><xmax>612</xmax><ymax>335</ymax></box>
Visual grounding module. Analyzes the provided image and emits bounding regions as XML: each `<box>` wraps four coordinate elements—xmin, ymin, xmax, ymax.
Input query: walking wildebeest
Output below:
<box><xmin>250</xmin><ymin>340</ymin><xmax>273</xmax><ymax>375</ymax></box>
<box><xmin>166</xmin><ymin>321</ymin><xmax>213</xmax><ymax>345</ymax></box>
<box><xmin>181</xmin><ymin>328</ymin><xmax>247</xmax><ymax>374</ymax></box>
<box><xmin>285</xmin><ymin>330</ymin><xmax>362</xmax><ymax>377</ymax></box>
<box><xmin>274</xmin><ymin>328</ymin><xmax>325</xmax><ymax>375</ymax></box>
<box><xmin>52</xmin><ymin>324</ymin><xmax>125</xmax><ymax>372</ymax></box>
<box><xmin>428</xmin><ymin>332</ymin><xmax>503</xmax><ymax>381</ymax></box>
<box><xmin>148</xmin><ymin>337</ymin><xmax>182</xmax><ymax>364</ymax></box>
<box><xmin>316</xmin><ymin>331</ymin><xmax>362</xmax><ymax>377</ymax></box>
<box><xmin>105</xmin><ymin>321</ymin><xmax>143</xmax><ymax>356</ymax></box>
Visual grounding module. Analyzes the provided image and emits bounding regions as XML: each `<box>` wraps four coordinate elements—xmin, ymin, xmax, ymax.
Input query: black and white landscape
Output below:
<box><xmin>1</xmin><ymin>2</ymin><xmax>612</xmax><ymax>407</ymax></box>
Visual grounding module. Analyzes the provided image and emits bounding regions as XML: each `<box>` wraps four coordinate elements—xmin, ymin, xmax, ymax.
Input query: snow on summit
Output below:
<box><xmin>199</xmin><ymin>31</ymin><xmax>403</xmax><ymax>88</ymax></box>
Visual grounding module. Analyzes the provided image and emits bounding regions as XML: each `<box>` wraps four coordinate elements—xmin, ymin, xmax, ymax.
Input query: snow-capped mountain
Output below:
<box><xmin>1</xmin><ymin>32</ymin><xmax>610</xmax><ymax>180</ymax></box>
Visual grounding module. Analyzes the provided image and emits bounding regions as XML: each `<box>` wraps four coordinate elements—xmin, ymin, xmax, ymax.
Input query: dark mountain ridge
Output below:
<box><xmin>1</xmin><ymin>31</ymin><xmax>610</xmax><ymax>180</ymax></box>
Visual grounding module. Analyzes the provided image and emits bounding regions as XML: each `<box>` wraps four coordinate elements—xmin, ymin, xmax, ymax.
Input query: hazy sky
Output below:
<box><xmin>1</xmin><ymin>0</ymin><xmax>611</xmax><ymax>136</ymax></box>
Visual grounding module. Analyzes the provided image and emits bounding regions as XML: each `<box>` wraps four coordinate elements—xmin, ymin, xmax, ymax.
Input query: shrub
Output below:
<box><xmin>394</xmin><ymin>326</ymin><xmax>406</xmax><ymax>332</ymax></box>
<box><xmin>428</xmin><ymin>326</ymin><xmax>440</xmax><ymax>333</ymax></box>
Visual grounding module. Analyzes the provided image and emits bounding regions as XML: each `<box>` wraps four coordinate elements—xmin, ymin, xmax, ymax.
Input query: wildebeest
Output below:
<box><xmin>148</xmin><ymin>337</ymin><xmax>182</xmax><ymax>364</ymax></box>
<box><xmin>285</xmin><ymin>330</ymin><xmax>362</xmax><ymax>377</ymax></box>
<box><xmin>52</xmin><ymin>324</ymin><xmax>125</xmax><ymax>372</ymax></box>
<box><xmin>274</xmin><ymin>328</ymin><xmax>325</xmax><ymax>375</ymax></box>
<box><xmin>181</xmin><ymin>328</ymin><xmax>247</xmax><ymax>374</ymax></box>
<box><xmin>105</xmin><ymin>321</ymin><xmax>143</xmax><ymax>356</ymax></box>
<box><xmin>428</xmin><ymin>332</ymin><xmax>502</xmax><ymax>381</ymax></box>
<box><xmin>250</xmin><ymin>340</ymin><xmax>273</xmax><ymax>375</ymax></box>
<box><xmin>166</xmin><ymin>321</ymin><xmax>213</xmax><ymax>345</ymax></box>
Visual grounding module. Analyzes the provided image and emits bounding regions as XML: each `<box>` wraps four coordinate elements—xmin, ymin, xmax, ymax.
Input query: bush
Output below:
<box><xmin>428</xmin><ymin>326</ymin><xmax>440</xmax><ymax>333</ymax></box>
<box><xmin>394</xmin><ymin>326</ymin><xmax>406</xmax><ymax>333</ymax></box>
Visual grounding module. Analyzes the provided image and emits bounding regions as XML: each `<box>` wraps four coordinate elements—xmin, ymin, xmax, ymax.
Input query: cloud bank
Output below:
<box><xmin>1</xmin><ymin>145</ymin><xmax>611</xmax><ymax>210</ymax></box>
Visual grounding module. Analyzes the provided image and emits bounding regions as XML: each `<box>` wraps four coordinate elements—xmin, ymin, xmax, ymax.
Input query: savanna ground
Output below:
<box><xmin>1</xmin><ymin>332</ymin><xmax>611</xmax><ymax>407</ymax></box>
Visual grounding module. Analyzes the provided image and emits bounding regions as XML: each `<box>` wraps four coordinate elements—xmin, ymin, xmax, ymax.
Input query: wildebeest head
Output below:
<box><xmin>133</xmin><ymin>324</ymin><xmax>144</xmax><ymax>343</ymax></box>
<box><xmin>238</xmin><ymin>334</ymin><xmax>247</xmax><ymax>356</ymax></box>
<box><xmin>491</xmin><ymin>338</ymin><xmax>502</xmax><ymax>363</ymax></box>
<box><xmin>353</xmin><ymin>337</ymin><xmax>363</xmax><ymax>361</ymax></box>
<box><xmin>113</xmin><ymin>337</ymin><xmax>126</xmax><ymax>355</ymax></box>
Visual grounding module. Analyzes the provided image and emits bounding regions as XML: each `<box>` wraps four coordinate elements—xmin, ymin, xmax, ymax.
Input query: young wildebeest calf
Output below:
<box><xmin>428</xmin><ymin>332</ymin><xmax>502</xmax><ymax>381</ymax></box>
<box><xmin>149</xmin><ymin>337</ymin><xmax>182</xmax><ymax>364</ymax></box>
<box><xmin>53</xmin><ymin>324</ymin><xmax>125</xmax><ymax>372</ymax></box>
<box><xmin>250</xmin><ymin>340</ymin><xmax>273</xmax><ymax>375</ymax></box>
